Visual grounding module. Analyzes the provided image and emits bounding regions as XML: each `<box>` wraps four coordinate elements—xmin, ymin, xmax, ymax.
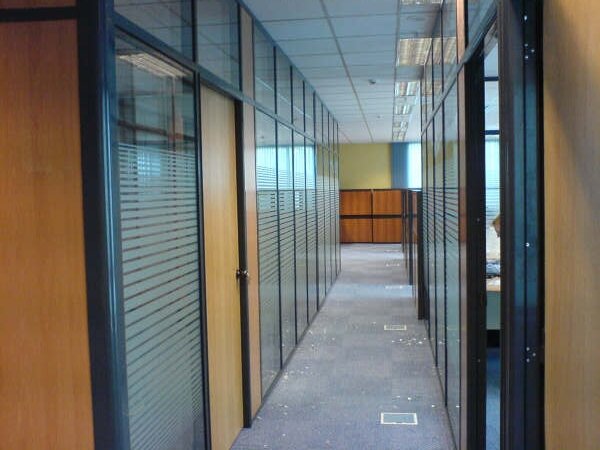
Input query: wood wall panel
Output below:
<box><xmin>543</xmin><ymin>1</ymin><xmax>600</xmax><ymax>448</ymax></box>
<box><xmin>340</xmin><ymin>218</ymin><xmax>372</xmax><ymax>243</ymax></box>
<box><xmin>201</xmin><ymin>86</ymin><xmax>244</xmax><ymax>450</ymax></box>
<box><xmin>372</xmin><ymin>189</ymin><xmax>403</xmax><ymax>215</ymax></box>
<box><xmin>0</xmin><ymin>20</ymin><xmax>94</xmax><ymax>449</ymax></box>
<box><xmin>240</xmin><ymin>8</ymin><xmax>254</xmax><ymax>98</ymax></box>
<box><xmin>340</xmin><ymin>190</ymin><xmax>372</xmax><ymax>216</ymax></box>
<box><xmin>373</xmin><ymin>218</ymin><xmax>403</xmax><ymax>243</ymax></box>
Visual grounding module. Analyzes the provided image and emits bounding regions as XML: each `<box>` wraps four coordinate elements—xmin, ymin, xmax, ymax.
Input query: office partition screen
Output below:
<box><xmin>278</xmin><ymin>124</ymin><xmax>296</xmax><ymax>362</ymax></box>
<box><xmin>115</xmin><ymin>36</ymin><xmax>206</xmax><ymax>450</ymax></box>
<box><xmin>256</xmin><ymin>111</ymin><xmax>280</xmax><ymax>391</ymax></box>
<box><xmin>254</xmin><ymin>45</ymin><xmax>340</xmax><ymax>394</ymax></box>
<box><xmin>444</xmin><ymin>82</ymin><xmax>461</xmax><ymax>437</ymax></box>
<box><xmin>418</xmin><ymin>1</ymin><xmax>500</xmax><ymax>447</ymax></box>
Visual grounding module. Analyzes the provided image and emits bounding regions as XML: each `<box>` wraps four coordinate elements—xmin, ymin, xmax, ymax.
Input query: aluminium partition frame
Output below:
<box><xmin>419</xmin><ymin>0</ymin><xmax>544</xmax><ymax>448</ymax></box>
<box><xmin>498</xmin><ymin>0</ymin><xmax>544</xmax><ymax>448</ymax></box>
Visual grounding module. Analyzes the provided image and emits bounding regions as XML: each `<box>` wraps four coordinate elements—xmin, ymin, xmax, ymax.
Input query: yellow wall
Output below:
<box><xmin>544</xmin><ymin>0</ymin><xmax>600</xmax><ymax>448</ymax></box>
<box><xmin>339</xmin><ymin>143</ymin><xmax>392</xmax><ymax>189</ymax></box>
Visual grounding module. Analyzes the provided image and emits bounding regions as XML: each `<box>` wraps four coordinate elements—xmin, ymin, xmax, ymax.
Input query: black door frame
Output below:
<box><xmin>462</xmin><ymin>40</ymin><xmax>488</xmax><ymax>450</ymax></box>
<box><xmin>498</xmin><ymin>0</ymin><xmax>545</xmax><ymax>449</ymax></box>
<box><xmin>233</xmin><ymin>98</ymin><xmax>253</xmax><ymax>428</ymax></box>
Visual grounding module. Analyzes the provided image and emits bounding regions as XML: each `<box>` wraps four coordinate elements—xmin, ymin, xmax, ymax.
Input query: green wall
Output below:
<box><xmin>339</xmin><ymin>143</ymin><xmax>392</xmax><ymax>189</ymax></box>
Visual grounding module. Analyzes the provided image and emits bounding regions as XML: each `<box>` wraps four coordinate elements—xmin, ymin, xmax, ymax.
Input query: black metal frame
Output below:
<box><xmin>498</xmin><ymin>0</ymin><xmax>545</xmax><ymax>449</ymax></box>
<box><xmin>462</xmin><ymin>43</ymin><xmax>488</xmax><ymax>450</ymax></box>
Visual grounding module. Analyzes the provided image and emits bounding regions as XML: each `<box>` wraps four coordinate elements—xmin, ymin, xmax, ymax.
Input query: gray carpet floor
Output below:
<box><xmin>232</xmin><ymin>244</ymin><xmax>456</xmax><ymax>450</ymax></box>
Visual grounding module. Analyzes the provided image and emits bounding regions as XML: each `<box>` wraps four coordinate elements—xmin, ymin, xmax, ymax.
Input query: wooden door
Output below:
<box><xmin>200</xmin><ymin>86</ymin><xmax>244</xmax><ymax>450</ymax></box>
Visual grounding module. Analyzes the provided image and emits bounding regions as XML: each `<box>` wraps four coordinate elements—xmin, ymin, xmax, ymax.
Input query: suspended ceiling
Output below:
<box><xmin>242</xmin><ymin>0</ymin><xmax>441</xmax><ymax>143</ymax></box>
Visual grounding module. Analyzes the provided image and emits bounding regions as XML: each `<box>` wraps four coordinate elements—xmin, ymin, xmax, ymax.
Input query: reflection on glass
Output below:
<box><xmin>433</xmin><ymin>16</ymin><xmax>443</xmax><ymax>96</ymax></box>
<box><xmin>468</xmin><ymin>0</ymin><xmax>496</xmax><ymax>43</ymax></box>
<box><xmin>306</xmin><ymin>140</ymin><xmax>319</xmax><ymax>319</ymax></box>
<box><xmin>115</xmin><ymin>37</ymin><xmax>205</xmax><ymax>449</ymax></box>
<box><xmin>276</xmin><ymin>49</ymin><xmax>292</xmax><ymax>122</ymax></box>
<box><xmin>196</xmin><ymin>0</ymin><xmax>240</xmax><ymax>88</ymax></box>
<box><xmin>443</xmin><ymin>0</ymin><xmax>458</xmax><ymax>78</ymax></box>
<box><xmin>254</xmin><ymin>26</ymin><xmax>275</xmax><ymax>111</ymax></box>
<box><xmin>305</xmin><ymin>85</ymin><xmax>315</xmax><ymax>138</ymax></box>
<box><xmin>292</xmin><ymin>69</ymin><xmax>305</xmax><ymax>130</ymax></box>
<box><xmin>424</xmin><ymin>48</ymin><xmax>433</xmax><ymax>122</ymax></box>
<box><xmin>434</xmin><ymin>109</ymin><xmax>446</xmax><ymax>388</ymax></box>
<box><xmin>115</xmin><ymin>0</ymin><xmax>193</xmax><ymax>58</ymax></box>
<box><xmin>444</xmin><ymin>82</ymin><xmax>460</xmax><ymax>444</ymax></box>
<box><xmin>256</xmin><ymin>111</ymin><xmax>280</xmax><ymax>392</ymax></box>
<box><xmin>277</xmin><ymin>124</ymin><xmax>296</xmax><ymax>362</ymax></box>
<box><xmin>426</xmin><ymin>124</ymin><xmax>436</xmax><ymax>347</ymax></box>
<box><xmin>294</xmin><ymin>132</ymin><xmax>308</xmax><ymax>338</ymax></box>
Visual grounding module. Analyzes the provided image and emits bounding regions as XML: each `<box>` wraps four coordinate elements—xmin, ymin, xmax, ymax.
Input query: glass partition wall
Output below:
<box><xmin>94</xmin><ymin>2</ymin><xmax>340</xmax><ymax>448</ymax></box>
<box><xmin>419</xmin><ymin>0</ymin><xmax>498</xmax><ymax>448</ymax></box>
<box><xmin>254</xmin><ymin>27</ymin><xmax>341</xmax><ymax>396</ymax></box>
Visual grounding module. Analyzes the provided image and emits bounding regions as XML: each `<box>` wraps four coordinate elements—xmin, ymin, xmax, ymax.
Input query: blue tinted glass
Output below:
<box><xmin>254</xmin><ymin>26</ymin><xmax>275</xmax><ymax>111</ymax></box>
<box><xmin>115</xmin><ymin>0</ymin><xmax>193</xmax><ymax>58</ymax></box>
<box><xmin>196</xmin><ymin>0</ymin><xmax>240</xmax><ymax>87</ymax></box>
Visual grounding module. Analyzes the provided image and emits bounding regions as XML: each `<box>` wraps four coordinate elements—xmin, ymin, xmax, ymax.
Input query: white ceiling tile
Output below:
<box><xmin>343</xmin><ymin>51</ymin><xmax>395</xmax><ymax>66</ymax></box>
<box><xmin>347</xmin><ymin>65</ymin><xmax>395</xmax><ymax>77</ymax></box>
<box><xmin>322</xmin><ymin>0</ymin><xmax>398</xmax><ymax>17</ymax></box>
<box><xmin>301</xmin><ymin>67</ymin><xmax>347</xmax><ymax>79</ymax></box>
<box><xmin>262</xmin><ymin>19</ymin><xmax>332</xmax><ymax>40</ymax></box>
<box><xmin>315</xmin><ymin>85</ymin><xmax>354</xmax><ymax>95</ymax></box>
<box><xmin>331</xmin><ymin>15</ymin><xmax>397</xmax><ymax>37</ymax></box>
<box><xmin>243</xmin><ymin>0</ymin><xmax>325</xmax><ymax>20</ymax></box>
<box><xmin>338</xmin><ymin>35</ymin><xmax>396</xmax><ymax>53</ymax></box>
<box><xmin>278</xmin><ymin>38</ymin><xmax>339</xmax><ymax>56</ymax></box>
<box><xmin>311</xmin><ymin>78</ymin><xmax>352</xmax><ymax>87</ymax></box>
<box><xmin>398</xmin><ymin>11</ymin><xmax>438</xmax><ymax>37</ymax></box>
<box><xmin>291</xmin><ymin>53</ymin><xmax>343</xmax><ymax>68</ymax></box>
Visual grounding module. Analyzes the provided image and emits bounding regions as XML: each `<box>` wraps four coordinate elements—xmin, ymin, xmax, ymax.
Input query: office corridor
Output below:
<box><xmin>233</xmin><ymin>244</ymin><xmax>455</xmax><ymax>450</ymax></box>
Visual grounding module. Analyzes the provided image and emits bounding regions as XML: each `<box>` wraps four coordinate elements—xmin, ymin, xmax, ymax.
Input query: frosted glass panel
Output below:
<box><xmin>116</xmin><ymin>37</ymin><xmax>205</xmax><ymax>450</ymax></box>
<box><xmin>256</xmin><ymin>111</ymin><xmax>280</xmax><ymax>392</ymax></box>
<box><xmin>445</xmin><ymin>83</ymin><xmax>460</xmax><ymax>442</ymax></box>
<box><xmin>278</xmin><ymin>124</ymin><xmax>296</xmax><ymax>362</ymax></box>
<box><xmin>294</xmin><ymin>133</ymin><xmax>308</xmax><ymax>338</ymax></box>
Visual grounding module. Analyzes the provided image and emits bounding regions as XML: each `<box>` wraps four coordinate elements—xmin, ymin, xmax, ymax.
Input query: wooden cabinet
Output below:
<box><xmin>341</xmin><ymin>218</ymin><xmax>373</xmax><ymax>243</ymax></box>
<box><xmin>373</xmin><ymin>218</ymin><xmax>403</xmax><ymax>243</ymax></box>
<box><xmin>340</xmin><ymin>189</ymin><xmax>372</xmax><ymax>216</ymax></box>
<box><xmin>340</xmin><ymin>189</ymin><xmax>406</xmax><ymax>243</ymax></box>
<box><xmin>372</xmin><ymin>190</ymin><xmax>403</xmax><ymax>215</ymax></box>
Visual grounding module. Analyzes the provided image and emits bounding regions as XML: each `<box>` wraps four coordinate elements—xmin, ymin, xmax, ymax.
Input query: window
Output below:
<box><xmin>114</xmin><ymin>0</ymin><xmax>193</xmax><ymax>58</ymax></box>
<box><xmin>254</xmin><ymin>26</ymin><xmax>275</xmax><ymax>111</ymax></box>
<box><xmin>196</xmin><ymin>0</ymin><xmax>240</xmax><ymax>88</ymax></box>
<box><xmin>276</xmin><ymin>49</ymin><xmax>292</xmax><ymax>122</ymax></box>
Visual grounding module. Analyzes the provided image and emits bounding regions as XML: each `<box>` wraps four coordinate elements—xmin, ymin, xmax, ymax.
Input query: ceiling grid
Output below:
<box><xmin>243</xmin><ymin>0</ymin><xmax>440</xmax><ymax>143</ymax></box>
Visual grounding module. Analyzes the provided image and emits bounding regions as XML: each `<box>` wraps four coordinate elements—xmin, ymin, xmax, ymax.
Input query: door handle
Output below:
<box><xmin>236</xmin><ymin>268</ymin><xmax>249</xmax><ymax>280</ymax></box>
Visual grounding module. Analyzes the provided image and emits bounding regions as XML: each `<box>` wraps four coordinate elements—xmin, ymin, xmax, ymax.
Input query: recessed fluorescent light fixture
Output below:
<box><xmin>432</xmin><ymin>38</ymin><xmax>443</xmax><ymax>64</ymax></box>
<box><xmin>396</xmin><ymin>38</ymin><xmax>432</xmax><ymax>66</ymax></box>
<box><xmin>395</xmin><ymin>95</ymin><xmax>417</xmax><ymax>106</ymax></box>
<box><xmin>119</xmin><ymin>53</ymin><xmax>187</xmax><ymax>78</ymax></box>
<box><xmin>443</xmin><ymin>37</ymin><xmax>458</xmax><ymax>63</ymax></box>
<box><xmin>394</xmin><ymin>81</ymin><xmax>420</xmax><ymax>96</ymax></box>
<box><xmin>394</xmin><ymin>104</ymin><xmax>413</xmax><ymax>115</ymax></box>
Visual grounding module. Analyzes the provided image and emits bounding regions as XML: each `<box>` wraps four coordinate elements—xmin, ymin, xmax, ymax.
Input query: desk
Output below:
<box><xmin>487</xmin><ymin>277</ymin><xmax>501</xmax><ymax>330</ymax></box>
